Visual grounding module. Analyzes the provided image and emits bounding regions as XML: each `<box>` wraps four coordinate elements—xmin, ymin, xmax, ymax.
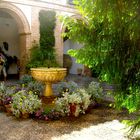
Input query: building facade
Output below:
<box><xmin>0</xmin><ymin>0</ymin><xmax>85</xmax><ymax>77</ymax></box>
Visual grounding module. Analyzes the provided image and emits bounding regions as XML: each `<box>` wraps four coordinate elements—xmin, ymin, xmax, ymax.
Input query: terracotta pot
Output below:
<box><xmin>69</xmin><ymin>103</ymin><xmax>76</xmax><ymax>116</ymax></box>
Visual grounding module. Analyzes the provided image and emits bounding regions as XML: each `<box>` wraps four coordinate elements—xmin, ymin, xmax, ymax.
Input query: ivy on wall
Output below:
<box><xmin>39</xmin><ymin>10</ymin><xmax>55</xmax><ymax>52</ymax></box>
<box><xmin>26</xmin><ymin>10</ymin><xmax>59</xmax><ymax>70</ymax></box>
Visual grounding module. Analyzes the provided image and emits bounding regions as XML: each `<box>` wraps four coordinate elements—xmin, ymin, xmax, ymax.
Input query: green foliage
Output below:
<box><xmin>27</xmin><ymin>81</ymin><xmax>44</xmax><ymax>96</ymax></box>
<box><xmin>12</xmin><ymin>90</ymin><xmax>42</xmax><ymax>118</ymax></box>
<box><xmin>0</xmin><ymin>82</ymin><xmax>18</xmax><ymax>101</ymax></box>
<box><xmin>56</xmin><ymin>81</ymin><xmax>79</xmax><ymax>96</ymax></box>
<box><xmin>122</xmin><ymin>117</ymin><xmax>140</xmax><ymax>136</ymax></box>
<box><xmin>20</xmin><ymin>74</ymin><xmax>44</xmax><ymax>96</ymax></box>
<box><xmin>43</xmin><ymin>106</ymin><xmax>53</xmax><ymax>115</ymax></box>
<box><xmin>64</xmin><ymin>0</ymin><xmax>140</xmax><ymax>83</ymax></box>
<box><xmin>120</xmin><ymin>87</ymin><xmax>140</xmax><ymax>113</ymax></box>
<box><xmin>26</xmin><ymin>10</ymin><xmax>59</xmax><ymax>70</ymax></box>
<box><xmin>55</xmin><ymin>88</ymin><xmax>91</xmax><ymax>117</ymax></box>
<box><xmin>39</xmin><ymin>10</ymin><xmax>55</xmax><ymax>48</ymax></box>
<box><xmin>87</xmin><ymin>81</ymin><xmax>103</xmax><ymax>102</ymax></box>
<box><xmin>0</xmin><ymin>82</ymin><xmax>6</xmax><ymax>100</ymax></box>
<box><xmin>62</xmin><ymin>0</ymin><xmax>140</xmax><ymax>133</ymax></box>
<box><xmin>20</xmin><ymin>74</ymin><xmax>33</xmax><ymax>85</ymax></box>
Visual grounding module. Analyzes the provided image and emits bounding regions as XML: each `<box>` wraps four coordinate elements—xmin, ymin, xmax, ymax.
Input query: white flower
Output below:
<box><xmin>55</xmin><ymin>88</ymin><xmax>91</xmax><ymax>117</ymax></box>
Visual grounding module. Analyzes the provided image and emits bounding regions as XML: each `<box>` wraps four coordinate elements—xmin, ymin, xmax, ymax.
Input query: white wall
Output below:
<box><xmin>64</xmin><ymin>39</ymin><xmax>84</xmax><ymax>74</ymax></box>
<box><xmin>0</xmin><ymin>17</ymin><xmax>19</xmax><ymax>74</ymax></box>
<box><xmin>14</xmin><ymin>3</ymin><xmax>31</xmax><ymax>29</ymax></box>
<box><xmin>40</xmin><ymin>0</ymin><xmax>67</xmax><ymax>5</ymax></box>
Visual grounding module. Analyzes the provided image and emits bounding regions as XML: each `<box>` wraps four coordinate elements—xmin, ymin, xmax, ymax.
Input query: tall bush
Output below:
<box><xmin>26</xmin><ymin>10</ymin><xmax>58</xmax><ymax>69</ymax></box>
<box><xmin>62</xmin><ymin>0</ymin><xmax>140</xmax><ymax>133</ymax></box>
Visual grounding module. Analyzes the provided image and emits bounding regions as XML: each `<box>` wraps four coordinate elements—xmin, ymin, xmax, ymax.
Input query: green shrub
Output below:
<box><xmin>87</xmin><ymin>81</ymin><xmax>103</xmax><ymax>102</ymax></box>
<box><xmin>56</xmin><ymin>81</ymin><xmax>79</xmax><ymax>96</ymax></box>
<box><xmin>62</xmin><ymin>0</ymin><xmax>140</xmax><ymax>133</ymax></box>
<box><xmin>27</xmin><ymin>81</ymin><xmax>44</xmax><ymax>96</ymax></box>
<box><xmin>12</xmin><ymin>90</ymin><xmax>42</xmax><ymax>118</ymax></box>
<box><xmin>20</xmin><ymin>74</ymin><xmax>33</xmax><ymax>85</ymax></box>
<box><xmin>0</xmin><ymin>82</ymin><xmax>6</xmax><ymax>101</ymax></box>
<box><xmin>55</xmin><ymin>88</ymin><xmax>91</xmax><ymax>117</ymax></box>
<box><xmin>0</xmin><ymin>82</ymin><xmax>18</xmax><ymax>102</ymax></box>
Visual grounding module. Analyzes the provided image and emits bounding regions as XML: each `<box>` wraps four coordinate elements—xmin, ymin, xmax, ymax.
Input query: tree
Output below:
<box><xmin>62</xmin><ymin>0</ymin><xmax>140</xmax><ymax>133</ymax></box>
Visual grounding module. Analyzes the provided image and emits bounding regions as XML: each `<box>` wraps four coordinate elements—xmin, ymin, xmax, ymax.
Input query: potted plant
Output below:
<box><xmin>55</xmin><ymin>88</ymin><xmax>91</xmax><ymax>117</ymax></box>
<box><xmin>11</xmin><ymin>90</ymin><xmax>42</xmax><ymax>118</ymax></box>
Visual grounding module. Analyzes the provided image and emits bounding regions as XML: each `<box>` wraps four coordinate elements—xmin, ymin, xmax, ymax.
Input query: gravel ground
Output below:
<box><xmin>0</xmin><ymin>105</ymin><xmax>139</xmax><ymax>140</ymax></box>
<box><xmin>52</xmin><ymin>120</ymin><xmax>128</xmax><ymax>140</ymax></box>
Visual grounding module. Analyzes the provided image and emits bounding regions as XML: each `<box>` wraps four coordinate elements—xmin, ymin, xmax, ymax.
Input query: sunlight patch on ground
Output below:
<box><xmin>52</xmin><ymin>120</ymin><xmax>129</xmax><ymax>140</ymax></box>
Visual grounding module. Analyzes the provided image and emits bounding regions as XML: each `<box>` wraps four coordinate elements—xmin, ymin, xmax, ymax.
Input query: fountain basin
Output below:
<box><xmin>31</xmin><ymin>67</ymin><xmax>67</xmax><ymax>97</ymax></box>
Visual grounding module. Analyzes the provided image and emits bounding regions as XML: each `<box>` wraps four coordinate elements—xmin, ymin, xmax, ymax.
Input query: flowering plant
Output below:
<box><xmin>55</xmin><ymin>88</ymin><xmax>91</xmax><ymax>117</ymax></box>
<box><xmin>0</xmin><ymin>82</ymin><xmax>6</xmax><ymax>101</ymax></box>
<box><xmin>34</xmin><ymin>107</ymin><xmax>61</xmax><ymax>121</ymax></box>
<box><xmin>27</xmin><ymin>81</ymin><xmax>44</xmax><ymax>96</ymax></box>
<box><xmin>56</xmin><ymin>81</ymin><xmax>78</xmax><ymax>96</ymax></box>
<box><xmin>0</xmin><ymin>82</ymin><xmax>19</xmax><ymax>105</ymax></box>
<box><xmin>11</xmin><ymin>90</ymin><xmax>42</xmax><ymax>118</ymax></box>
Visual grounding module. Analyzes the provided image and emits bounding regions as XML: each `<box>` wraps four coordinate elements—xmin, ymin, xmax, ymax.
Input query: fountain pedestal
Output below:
<box><xmin>44</xmin><ymin>82</ymin><xmax>53</xmax><ymax>97</ymax></box>
<box><xmin>30</xmin><ymin>68</ymin><xmax>67</xmax><ymax>97</ymax></box>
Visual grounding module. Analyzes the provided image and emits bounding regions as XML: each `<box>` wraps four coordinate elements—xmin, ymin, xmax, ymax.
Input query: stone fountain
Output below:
<box><xmin>30</xmin><ymin>67</ymin><xmax>67</xmax><ymax>97</ymax></box>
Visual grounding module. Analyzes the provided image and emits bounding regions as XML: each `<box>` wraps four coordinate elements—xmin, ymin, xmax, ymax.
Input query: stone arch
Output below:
<box><xmin>58</xmin><ymin>14</ymin><xmax>85</xmax><ymax>74</ymax></box>
<box><xmin>60</xmin><ymin>14</ymin><xmax>84</xmax><ymax>34</ymax></box>
<box><xmin>0</xmin><ymin>2</ymin><xmax>30</xmax><ymax>33</ymax></box>
<box><xmin>0</xmin><ymin>2</ymin><xmax>31</xmax><ymax>77</ymax></box>
<box><xmin>55</xmin><ymin>14</ymin><xmax>82</xmax><ymax>67</ymax></box>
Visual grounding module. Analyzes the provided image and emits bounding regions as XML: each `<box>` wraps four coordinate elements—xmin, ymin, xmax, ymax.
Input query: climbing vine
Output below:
<box><xmin>26</xmin><ymin>10</ymin><xmax>58</xmax><ymax>70</ymax></box>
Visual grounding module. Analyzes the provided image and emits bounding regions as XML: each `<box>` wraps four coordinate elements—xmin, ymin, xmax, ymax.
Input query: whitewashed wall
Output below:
<box><xmin>64</xmin><ymin>39</ymin><xmax>84</xmax><ymax>74</ymax></box>
<box><xmin>40</xmin><ymin>0</ymin><xmax>67</xmax><ymax>5</ymax></box>
<box><xmin>14</xmin><ymin>3</ymin><xmax>31</xmax><ymax>28</ymax></box>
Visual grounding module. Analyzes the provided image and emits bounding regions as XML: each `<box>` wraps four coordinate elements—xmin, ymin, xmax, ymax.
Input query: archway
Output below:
<box><xmin>0</xmin><ymin>2</ymin><xmax>31</xmax><ymax>78</ymax></box>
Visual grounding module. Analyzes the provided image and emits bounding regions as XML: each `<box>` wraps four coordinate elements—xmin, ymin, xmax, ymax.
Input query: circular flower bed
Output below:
<box><xmin>0</xmin><ymin>75</ymin><xmax>103</xmax><ymax>120</ymax></box>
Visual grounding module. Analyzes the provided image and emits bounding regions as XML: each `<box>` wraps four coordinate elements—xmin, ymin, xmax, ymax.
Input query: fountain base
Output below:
<box><xmin>41</xmin><ymin>96</ymin><xmax>56</xmax><ymax>108</ymax></box>
<box><xmin>44</xmin><ymin>83</ymin><xmax>53</xmax><ymax>97</ymax></box>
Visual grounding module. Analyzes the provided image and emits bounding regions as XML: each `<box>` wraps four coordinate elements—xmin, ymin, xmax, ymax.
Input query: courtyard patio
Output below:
<box><xmin>0</xmin><ymin>0</ymin><xmax>140</xmax><ymax>139</ymax></box>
